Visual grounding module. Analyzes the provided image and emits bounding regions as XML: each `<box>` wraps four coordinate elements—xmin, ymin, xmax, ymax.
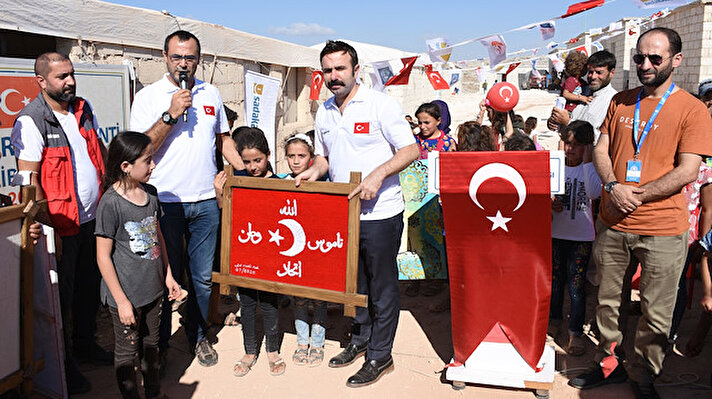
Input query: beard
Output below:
<box><xmin>46</xmin><ymin>86</ymin><xmax>76</xmax><ymax>103</ymax></box>
<box><xmin>637</xmin><ymin>63</ymin><xmax>673</xmax><ymax>88</ymax></box>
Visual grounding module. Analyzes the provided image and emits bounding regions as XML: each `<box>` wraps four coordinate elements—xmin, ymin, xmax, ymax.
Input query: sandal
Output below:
<box><xmin>269</xmin><ymin>358</ymin><xmax>286</xmax><ymax>376</ymax></box>
<box><xmin>292</xmin><ymin>347</ymin><xmax>309</xmax><ymax>365</ymax></box>
<box><xmin>307</xmin><ymin>347</ymin><xmax>324</xmax><ymax>367</ymax></box>
<box><xmin>566</xmin><ymin>335</ymin><xmax>586</xmax><ymax>357</ymax></box>
<box><xmin>233</xmin><ymin>356</ymin><xmax>257</xmax><ymax>377</ymax></box>
<box><xmin>223</xmin><ymin>312</ymin><xmax>239</xmax><ymax>326</ymax></box>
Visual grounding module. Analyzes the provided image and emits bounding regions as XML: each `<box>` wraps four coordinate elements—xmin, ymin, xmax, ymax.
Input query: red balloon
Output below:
<box><xmin>486</xmin><ymin>82</ymin><xmax>519</xmax><ymax>112</ymax></box>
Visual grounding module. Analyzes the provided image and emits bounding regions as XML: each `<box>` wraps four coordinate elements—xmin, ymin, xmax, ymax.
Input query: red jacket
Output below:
<box><xmin>16</xmin><ymin>95</ymin><xmax>105</xmax><ymax>236</ymax></box>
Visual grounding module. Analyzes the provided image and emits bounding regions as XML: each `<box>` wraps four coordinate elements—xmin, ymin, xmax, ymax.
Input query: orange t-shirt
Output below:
<box><xmin>599</xmin><ymin>87</ymin><xmax>712</xmax><ymax>235</ymax></box>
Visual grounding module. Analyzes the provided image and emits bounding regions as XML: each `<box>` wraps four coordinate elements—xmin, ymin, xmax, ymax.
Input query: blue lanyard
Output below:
<box><xmin>633</xmin><ymin>82</ymin><xmax>675</xmax><ymax>158</ymax></box>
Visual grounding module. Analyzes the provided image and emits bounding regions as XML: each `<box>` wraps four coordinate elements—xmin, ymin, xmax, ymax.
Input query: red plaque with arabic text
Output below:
<box><xmin>230</xmin><ymin>188</ymin><xmax>348</xmax><ymax>291</ymax></box>
<box><xmin>213</xmin><ymin>170</ymin><xmax>366</xmax><ymax>316</ymax></box>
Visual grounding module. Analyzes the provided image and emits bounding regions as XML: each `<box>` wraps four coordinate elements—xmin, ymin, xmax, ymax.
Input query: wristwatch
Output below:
<box><xmin>161</xmin><ymin>111</ymin><xmax>178</xmax><ymax>125</ymax></box>
<box><xmin>604</xmin><ymin>181</ymin><xmax>619</xmax><ymax>193</ymax></box>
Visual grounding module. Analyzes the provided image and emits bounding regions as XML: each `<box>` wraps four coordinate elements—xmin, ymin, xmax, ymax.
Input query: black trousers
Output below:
<box><xmin>237</xmin><ymin>288</ymin><xmax>280</xmax><ymax>354</ymax></box>
<box><xmin>58</xmin><ymin>220</ymin><xmax>100</xmax><ymax>357</ymax></box>
<box><xmin>351</xmin><ymin>213</ymin><xmax>403</xmax><ymax>361</ymax></box>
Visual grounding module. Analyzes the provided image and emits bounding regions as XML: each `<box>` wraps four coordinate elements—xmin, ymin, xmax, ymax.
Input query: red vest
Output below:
<box><xmin>16</xmin><ymin>95</ymin><xmax>105</xmax><ymax>236</ymax></box>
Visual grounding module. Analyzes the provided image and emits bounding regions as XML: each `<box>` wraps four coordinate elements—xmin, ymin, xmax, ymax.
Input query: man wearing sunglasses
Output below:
<box><xmin>129</xmin><ymin>30</ymin><xmax>243</xmax><ymax>371</ymax></box>
<box><xmin>569</xmin><ymin>28</ymin><xmax>712</xmax><ymax>399</ymax></box>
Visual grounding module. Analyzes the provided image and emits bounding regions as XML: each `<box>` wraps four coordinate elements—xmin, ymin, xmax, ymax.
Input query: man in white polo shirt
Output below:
<box><xmin>296</xmin><ymin>40</ymin><xmax>419</xmax><ymax>387</ymax></box>
<box><xmin>129</xmin><ymin>30</ymin><xmax>242</xmax><ymax>369</ymax></box>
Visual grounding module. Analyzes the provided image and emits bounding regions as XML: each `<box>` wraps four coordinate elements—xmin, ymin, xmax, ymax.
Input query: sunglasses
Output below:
<box><xmin>168</xmin><ymin>54</ymin><xmax>198</xmax><ymax>64</ymax></box>
<box><xmin>632</xmin><ymin>53</ymin><xmax>672</xmax><ymax>66</ymax></box>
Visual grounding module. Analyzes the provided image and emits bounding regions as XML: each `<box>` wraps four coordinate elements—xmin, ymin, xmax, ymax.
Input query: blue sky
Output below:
<box><xmin>108</xmin><ymin>0</ymin><xmax>688</xmax><ymax>60</ymax></box>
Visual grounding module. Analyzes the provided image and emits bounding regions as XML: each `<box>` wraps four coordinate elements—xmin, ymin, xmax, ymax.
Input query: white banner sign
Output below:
<box><xmin>479</xmin><ymin>35</ymin><xmax>507</xmax><ymax>69</ymax></box>
<box><xmin>244</xmin><ymin>70</ymin><xmax>281</xmax><ymax>168</ymax></box>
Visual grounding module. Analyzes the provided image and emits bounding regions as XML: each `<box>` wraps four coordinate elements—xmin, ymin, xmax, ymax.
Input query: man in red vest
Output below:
<box><xmin>11</xmin><ymin>52</ymin><xmax>110</xmax><ymax>395</ymax></box>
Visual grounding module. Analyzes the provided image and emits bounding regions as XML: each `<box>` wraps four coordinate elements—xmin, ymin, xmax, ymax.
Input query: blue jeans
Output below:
<box><xmin>294</xmin><ymin>297</ymin><xmax>327</xmax><ymax>347</ymax></box>
<box><xmin>158</xmin><ymin>199</ymin><xmax>219</xmax><ymax>348</ymax></box>
<box><xmin>550</xmin><ymin>238</ymin><xmax>591</xmax><ymax>336</ymax></box>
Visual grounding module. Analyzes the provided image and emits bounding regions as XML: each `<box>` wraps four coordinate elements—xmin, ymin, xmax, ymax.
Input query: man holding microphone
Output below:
<box><xmin>129</xmin><ymin>30</ymin><xmax>242</xmax><ymax>370</ymax></box>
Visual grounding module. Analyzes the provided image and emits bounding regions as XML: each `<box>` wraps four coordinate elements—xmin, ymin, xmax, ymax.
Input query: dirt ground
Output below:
<box><xmin>63</xmin><ymin>275</ymin><xmax>712</xmax><ymax>399</ymax></box>
<box><xmin>35</xmin><ymin>90</ymin><xmax>712</xmax><ymax>398</ymax></box>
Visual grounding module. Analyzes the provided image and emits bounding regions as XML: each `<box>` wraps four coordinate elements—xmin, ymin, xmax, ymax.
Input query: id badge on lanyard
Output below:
<box><xmin>627</xmin><ymin>83</ymin><xmax>675</xmax><ymax>183</ymax></box>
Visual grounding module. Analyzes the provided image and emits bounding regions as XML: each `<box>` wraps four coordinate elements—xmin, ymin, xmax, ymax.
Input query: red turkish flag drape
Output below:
<box><xmin>575</xmin><ymin>45</ymin><xmax>589</xmax><ymax>56</ymax></box>
<box><xmin>385</xmin><ymin>56</ymin><xmax>418</xmax><ymax>86</ymax></box>
<box><xmin>562</xmin><ymin>0</ymin><xmax>605</xmax><ymax>18</ymax></box>
<box><xmin>310</xmin><ymin>70</ymin><xmax>324</xmax><ymax>100</ymax></box>
<box><xmin>504</xmin><ymin>62</ymin><xmax>521</xmax><ymax>80</ymax></box>
<box><xmin>424</xmin><ymin>64</ymin><xmax>450</xmax><ymax>90</ymax></box>
<box><xmin>440</xmin><ymin>151</ymin><xmax>551</xmax><ymax>370</ymax></box>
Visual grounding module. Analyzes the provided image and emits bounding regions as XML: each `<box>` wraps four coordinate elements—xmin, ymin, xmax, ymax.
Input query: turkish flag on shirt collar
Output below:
<box><xmin>439</xmin><ymin>151</ymin><xmax>551</xmax><ymax>370</ymax></box>
<box><xmin>310</xmin><ymin>71</ymin><xmax>324</xmax><ymax>100</ymax></box>
<box><xmin>424</xmin><ymin>65</ymin><xmax>450</xmax><ymax>91</ymax></box>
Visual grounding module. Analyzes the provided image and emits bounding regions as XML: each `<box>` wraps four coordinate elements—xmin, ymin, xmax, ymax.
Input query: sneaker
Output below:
<box><xmin>568</xmin><ymin>363</ymin><xmax>628</xmax><ymax>389</ymax></box>
<box><xmin>194</xmin><ymin>339</ymin><xmax>218</xmax><ymax>367</ymax></box>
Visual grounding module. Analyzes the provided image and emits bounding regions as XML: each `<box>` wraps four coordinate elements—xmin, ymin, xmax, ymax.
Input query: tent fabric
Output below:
<box><xmin>0</xmin><ymin>0</ymin><xmax>320</xmax><ymax>68</ymax></box>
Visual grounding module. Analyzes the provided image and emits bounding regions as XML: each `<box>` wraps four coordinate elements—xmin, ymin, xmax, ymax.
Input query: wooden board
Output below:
<box><xmin>213</xmin><ymin>170</ymin><xmax>366</xmax><ymax>317</ymax></box>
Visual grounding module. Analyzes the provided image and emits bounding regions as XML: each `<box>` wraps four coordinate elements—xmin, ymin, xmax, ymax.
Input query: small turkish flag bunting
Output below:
<box><xmin>424</xmin><ymin>64</ymin><xmax>450</xmax><ymax>91</ymax></box>
<box><xmin>310</xmin><ymin>71</ymin><xmax>324</xmax><ymax>101</ymax></box>
<box><xmin>354</xmin><ymin>122</ymin><xmax>370</xmax><ymax>134</ymax></box>
<box><xmin>203</xmin><ymin>105</ymin><xmax>215</xmax><ymax>116</ymax></box>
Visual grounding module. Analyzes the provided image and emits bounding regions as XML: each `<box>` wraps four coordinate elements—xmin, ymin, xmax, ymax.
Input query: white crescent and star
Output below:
<box><xmin>0</xmin><ymin>89</ymin><xmax>30</xmax><ymax>116</ymax></box>
<box><xmin>429</xmin><ymin>72</ymin><xmax>442</xmax><ymax>83</ymax></box>
<box><xmin>312</xmin><ymin>74</ymin><xmax>322</xmax><ymax>89</ymax></box>
<box><xmin>499</xmin><ymin>86</ymin><xmax>514</xmax><ymax>103</ymax></box>
<box><xmin>277</xmin><ymin>219</ymin><xmax>306</xmax><ymax>257</ymax></box>
<box><xmin>468</xmin><ymin>162</ymin><xmax>527</xmax><ymax>232</ymax></box>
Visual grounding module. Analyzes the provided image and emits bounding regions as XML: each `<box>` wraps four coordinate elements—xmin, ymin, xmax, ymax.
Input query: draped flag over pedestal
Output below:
<box><xmin>310</xmin><ymin>71</ymin><xmax>323</xmax><ymax>101</ymax></box>
<box><xmin>424</xmin><ymin>65</ymin><xmax>450</xmax><ymax>90</ymax></box>
<box><xmin>439</xmin><ymin>151</ymin><xmax>551</xmax><ymax>370</ymax></box>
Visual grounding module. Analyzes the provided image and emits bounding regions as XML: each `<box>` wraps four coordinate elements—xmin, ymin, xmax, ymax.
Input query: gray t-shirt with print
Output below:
<box><xmin>95</xmin><ymin>184</ymin><xmax>164</xmax><ymax>308</ymax></box>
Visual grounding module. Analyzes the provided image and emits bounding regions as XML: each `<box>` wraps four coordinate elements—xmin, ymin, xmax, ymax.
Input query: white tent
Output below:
<box><xmin>0</xmin><ymin>0</ymin><xmax>320</xmax><ymax>68</ymax></box>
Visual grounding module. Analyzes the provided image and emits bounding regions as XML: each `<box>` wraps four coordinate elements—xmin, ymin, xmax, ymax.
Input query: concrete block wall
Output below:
<box><xmin>600</xmin><ymin>1</ymin><xmax>712</xmax><ymax>93</ymax></box>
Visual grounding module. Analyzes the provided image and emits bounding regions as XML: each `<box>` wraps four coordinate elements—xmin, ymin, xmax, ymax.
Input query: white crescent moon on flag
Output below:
<box><xmin>429</xmin><ymin>72</ymin><xmax>441</xmax><ymax>83</ymax></box>
<box><xmin>469</xmin><ymin>162</ymin><xmax>527</xmax><ymax>212</ymax></box>
<box><xmin>313</xmin><ymin>74</ymin><xmax>322</xmax><ymax>86</ymax></box>
<box><xmin>0</xmin><ymin>89</ymin><xmax>20</xmax><ymax>115</ymax></box>
<box><xmin>499</xmin><ymin>86</ymin><xmax>513</xmax><ymax>101</ymax></box>
<box><xmin>278</xmin><ymin>219</ymin><xmax>306</xmax><ymax>257</ymax></box>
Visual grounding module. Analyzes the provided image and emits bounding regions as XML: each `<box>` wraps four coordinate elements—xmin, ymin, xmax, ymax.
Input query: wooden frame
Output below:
<box><xmin>0</xmin><ymin>186</ymin><xmax>45</xmax><ymax>397</ymax></box>
<box><xmin>212</xmin><ymin>169</ymin><xmax>366</xmax><ymax>317</ymax></box>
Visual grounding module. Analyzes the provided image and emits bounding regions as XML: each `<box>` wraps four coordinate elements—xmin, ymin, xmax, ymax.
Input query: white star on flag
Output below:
<box><xmin>486</xmin><ymin>210</ymin><xmax>512</xmax><ymax>232</ymax></box>
<box><xmin>268</xmin><ymin>229</ymin><xmax>284</xmax><ymax>246</ymax></box>
<box><xmin>21</xmin><ymin>97</ymin><xmax>31</xmax><ymax>106</ymax></box>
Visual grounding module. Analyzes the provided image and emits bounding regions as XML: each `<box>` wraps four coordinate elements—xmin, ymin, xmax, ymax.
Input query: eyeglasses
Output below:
<box><xmin>632</xmin><ymin>53</ymin><xmax>672</xmax><ymax>66</ymax></box>
<box><xmin>168</xmin><ymin>54</ymin><xmax>198</xmax><ymax>64</ymax></box>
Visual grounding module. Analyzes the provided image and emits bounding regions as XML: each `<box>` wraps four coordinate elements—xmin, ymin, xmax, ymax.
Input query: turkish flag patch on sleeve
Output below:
<box><xmin>354</xmin><ymin>122</ymin><xmax>370</xmax><ymax>134</ymax></box>
<box><xmin>204</xmin><ymin>105</ymin><xmax>215</xmax><ymax>116</ymax></box>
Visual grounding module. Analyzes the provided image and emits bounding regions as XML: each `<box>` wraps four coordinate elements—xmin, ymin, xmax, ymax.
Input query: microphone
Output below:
<box><xmin>179</xmin><ymin>71</ymin><xmax>189</xmax><ymax>122</ymax></box>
